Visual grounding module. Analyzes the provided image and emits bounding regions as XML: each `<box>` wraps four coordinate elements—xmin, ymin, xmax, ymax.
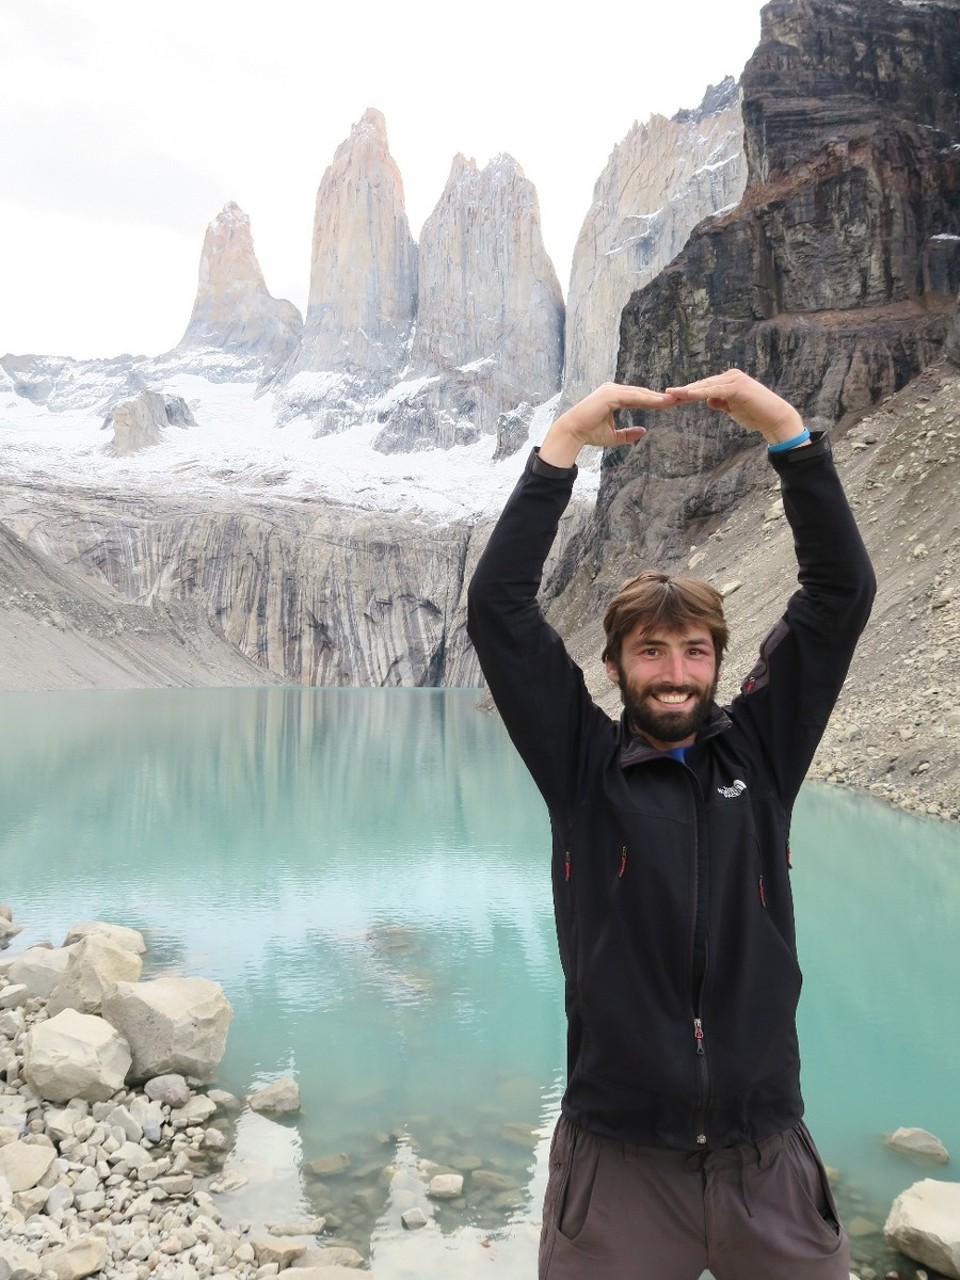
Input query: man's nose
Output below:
<box><xmin>664</xmin><ymin>652</ymin><xmax>687</xmax><ymax>686</ymax></box>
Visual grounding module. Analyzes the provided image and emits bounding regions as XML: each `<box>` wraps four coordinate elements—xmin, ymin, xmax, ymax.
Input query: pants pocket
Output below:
<box><xmin>784</xmin><ymin>1122</ymin><xmax>843</xmax><ymax>1240</ymax></box>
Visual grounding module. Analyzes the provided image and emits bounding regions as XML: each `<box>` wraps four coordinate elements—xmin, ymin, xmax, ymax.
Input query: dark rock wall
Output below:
<box><xmin>558</xmin><ymin>0</ymin><xmax>960</xmax><ymax>604</ymax></box>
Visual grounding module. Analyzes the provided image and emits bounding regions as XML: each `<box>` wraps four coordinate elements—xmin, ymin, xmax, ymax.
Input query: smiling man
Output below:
<box><xmin>467</xmin><ymin>370</ymin><xmax>876</xmax><ymax>1280</ymax></box>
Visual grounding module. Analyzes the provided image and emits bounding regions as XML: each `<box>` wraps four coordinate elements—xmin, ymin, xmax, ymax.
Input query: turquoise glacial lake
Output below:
<box><xmin>1</xmin><ymin>687</ymin><xmax>958</xmax><ymax>1278</ymax></box>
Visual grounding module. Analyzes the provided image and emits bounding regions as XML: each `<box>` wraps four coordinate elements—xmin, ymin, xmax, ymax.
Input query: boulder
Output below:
<box><xmin>21</xmin><ymin>1008</ymin><xmax>131</xmax><ymax>1102</ymax></box>
<box><xmin>247</xmin><ymin>1077</ymin><xmax>301</xmax><ymax>1115</ymax></box>
<box><xmin>42</xmin><ymin>1239</ymin><xmax>109</xmax><ymax>1280</ymax></box>
<box><xmin>427</xmin><ymin>1172</ymin><xmax>464</xmax><ymax>1199</ymax></box>
<box><xmin>0</xmin><ymin>1140</ymin><xmax>55</xmax><ymax>1192</ymax></box>
<box><xmin>885</xmin><ymin>1178</ymin><xmax>960</xmax><ymax>1280</ymax></box>
<box><xmin>47</xmin><ymin>933</ymin><xmax>143</xmax><ymax>1016</ymax></box>
<box><xmin>0</xmin><ymin>1241</ymin><xmax>42</xmax><ymax>1280</ymax></box>
<box><xmin>0</xmin><ymin>984</ymin><xmax>28</xmax><ymax>1011</ymax></box>
<box><xmin>0</xmin><ymin>945</ymin><xmax>73</xmax><ymax>998</ymax></box>
<box><xmin>62</xmin><ymin>922</ymin><xmax>146</xmax><ymax>955</ymax></box>
<box><xmin>885</xmin><ymin>1126</ymin><xmax>950</xmax><ymax>1164</ymax></box>
<box><xmin>100</xmin><ymin>975</ymin><xmax>232</xmax><ymax>1081</ymax></box>
<box><xmin>143</xmin><ymin>1072</ymin><xmax>191</xmax><ymax>1107</ymax></box>
<box><xmin>251</xmin><ymin>1237</ymin><xmax>307</xmax><ymax>1268</ymax></box>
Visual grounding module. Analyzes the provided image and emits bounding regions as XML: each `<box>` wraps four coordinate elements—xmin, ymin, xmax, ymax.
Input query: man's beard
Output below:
<box><xmin>619</xmin><ymin>674</ymin><xmax>717</xmax><ymax>746</ymax></box>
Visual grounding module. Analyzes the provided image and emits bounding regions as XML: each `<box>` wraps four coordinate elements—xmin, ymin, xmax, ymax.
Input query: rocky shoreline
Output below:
<box><xmin>2</xmin><ymin>910</ymin><xmax>958</xmax><ymax>1280</ymax></box>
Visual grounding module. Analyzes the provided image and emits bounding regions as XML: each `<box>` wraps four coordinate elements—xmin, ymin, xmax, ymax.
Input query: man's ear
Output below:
<box><xmin>604</xmin><ymin>657</ymin><xmax>621</xmax><ymax>686</ymax></box>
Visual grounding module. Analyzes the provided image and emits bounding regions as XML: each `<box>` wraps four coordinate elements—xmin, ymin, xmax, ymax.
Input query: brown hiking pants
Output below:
<box><xmin>539</xmin><ymin>1115</ymin><xmax>850</xmax><ymax>1280</ymax></box>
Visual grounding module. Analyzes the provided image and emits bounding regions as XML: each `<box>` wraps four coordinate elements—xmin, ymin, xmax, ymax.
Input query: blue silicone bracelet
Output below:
<box><xmin>768</xmin><ymin>428</ymin><xmax>811</xmax><ymax>453</ymax></box>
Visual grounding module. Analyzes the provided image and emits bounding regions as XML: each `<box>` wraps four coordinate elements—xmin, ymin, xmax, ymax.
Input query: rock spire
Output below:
<box><xmin>178</xmin><ymin>202</ymin><xmax>302</xmax><ymax>370</ymax></box>
<box><xmin>296</xmin><ymin>108</ymin><xmax>418</xmax><ymax>379</ymax></box>
<box><xmin>373</xmin><ymin>152</ymin><xmax>563</xmax><ymax>452</ymax></box>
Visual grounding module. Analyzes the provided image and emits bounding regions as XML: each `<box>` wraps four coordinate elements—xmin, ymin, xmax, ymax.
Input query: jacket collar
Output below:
<box><xmin>618</xmin><ymin>702</ymin><xmax>732</xmax><ymax>769</ymax></box>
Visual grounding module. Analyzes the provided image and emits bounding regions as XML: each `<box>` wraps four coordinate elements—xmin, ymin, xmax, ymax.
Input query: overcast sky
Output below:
<box><xmin>1</xmin><ymin>0</ymin><xmax>765</xmax><ymax>360</ymax></box>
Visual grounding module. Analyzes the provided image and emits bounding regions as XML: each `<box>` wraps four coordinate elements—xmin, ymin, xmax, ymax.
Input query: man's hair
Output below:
<box><xmin>601</xmin><ymin>572</ymin><xmax>730</xmax><ymax>666</ymax></box>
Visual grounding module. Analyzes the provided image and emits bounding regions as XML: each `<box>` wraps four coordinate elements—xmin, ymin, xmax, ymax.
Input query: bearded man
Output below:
<box><xmin>466</xmin><ymin>370</ymin><xmax>875</xmax><ymax>1280</ymax></box>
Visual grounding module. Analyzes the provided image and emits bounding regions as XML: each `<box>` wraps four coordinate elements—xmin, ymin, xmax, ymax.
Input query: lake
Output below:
<box><xmin>1</xmin><ymin>686</ymin><xmax>957</xmax><ymax>1278</ymax></box>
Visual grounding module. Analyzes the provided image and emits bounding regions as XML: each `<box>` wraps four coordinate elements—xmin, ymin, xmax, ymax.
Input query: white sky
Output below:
<box><xmin>1</xmin><ymin>0</ymin><xmax>765</xmax><ymax>361</ymax></box>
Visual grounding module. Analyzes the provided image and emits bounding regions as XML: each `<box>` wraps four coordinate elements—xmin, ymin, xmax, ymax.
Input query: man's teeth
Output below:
<box><xmin>655</xmin><ymin>693</ymin><xmax>689</xmax><ymax>704</ymax></box>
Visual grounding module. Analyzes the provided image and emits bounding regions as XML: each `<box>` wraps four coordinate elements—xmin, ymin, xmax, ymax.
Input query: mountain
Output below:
<box><xmin>178</xmin><ymin>201</ymin><xmax>303</xmax><ymax>378</ymax></box>
<box><xmin>562</xmin><ymin>77</ymin><xmax>747</xmax><ymax>410</ymax></box>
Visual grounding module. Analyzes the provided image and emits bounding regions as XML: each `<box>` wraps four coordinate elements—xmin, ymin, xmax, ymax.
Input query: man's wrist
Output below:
<box><xmin>767</xmin><ymin>428</ymin><xmax>811</xmax><ymax>453</ymax></box>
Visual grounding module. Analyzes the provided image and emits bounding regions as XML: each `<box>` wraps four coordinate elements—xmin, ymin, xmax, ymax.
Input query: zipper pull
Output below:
<box><xmin>564</xmin><ymin>850</ymin><xmax>571</xmax><ymax>882</ymax></box>
<box><xmin>618</xmin><ymin>846</ymin><xmax>627</xmax><ymax>877</ymax></box>
<box><xmin>693</xmin><ymin>1018</ymin><xmax>705</xmax><ymax>1055</ymax></box>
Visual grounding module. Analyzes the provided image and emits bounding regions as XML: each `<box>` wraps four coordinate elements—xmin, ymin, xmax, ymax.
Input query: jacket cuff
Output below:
<box><xmin>530</xmin><ymin>447</ymin><xmax>578</xmax><ymax>480</ymax></box>
<box><xmin>768</xmin><ymin>430</ymin><xmax>830</xmax><ymax>472</ymax></box>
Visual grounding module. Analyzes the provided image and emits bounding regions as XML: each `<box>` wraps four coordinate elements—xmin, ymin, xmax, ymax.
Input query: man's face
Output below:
<box><xmin>605</xmin><ymin>624</ymin><xmax>718</xmax><ymax>751</ymax></box>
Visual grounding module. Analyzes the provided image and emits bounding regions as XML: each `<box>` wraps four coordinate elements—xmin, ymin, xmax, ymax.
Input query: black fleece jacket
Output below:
<box><xmin>467</xmin><ymin>434</ymin><xmax>876</xmax><ymax>1151</ymax></box>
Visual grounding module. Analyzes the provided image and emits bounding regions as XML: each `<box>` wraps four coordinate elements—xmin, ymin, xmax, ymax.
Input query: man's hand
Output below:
<box><xmin>539</xmin><ymin>383</ymin><xmax>677</xmax><ymax>469</ymax></box>
<box><xmin>665</xmin><ymin>369</ymin><xmax>806</xmax><ymax>446</ymax></box>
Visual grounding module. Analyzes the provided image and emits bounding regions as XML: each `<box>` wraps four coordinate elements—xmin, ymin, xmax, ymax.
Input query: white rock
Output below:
<box><xmin>43</xmin><ymin>1238</ymin><xmax>109</xmax><ymax>1280</ymax></box>
<box><xmin>0</xmin><ymin>946</ymin><xmax>74</xmax><ymax>998</ymax></box>
<box><xmin>0</xmin><ymin>984</ymin><xmax>29</xmax><ymax>1011</ymax></box>
<box><xmin>247</xmin><ymin>1078</ymin><xmax>301</xmax><ymax>1115</ymax></box>
<box><xmin>170</xmin><ymin>1095</ymin><xmax>217</xmax><ymax>1128</ymax></box>
<box><xmin>47</xmin><ymin>934</ymin><xmax>143</xmax><ymax>1016</ymax></box>
<box><xmin>63</xmin><ymin>922</ymin><xmax>146</xmax><ymax>954</ymax></box>
<box><xmin>885</xmin><ymin>1126</ymin><xmax>950</xmax><ymax>1163</ymax></box>
<box><xmin>0</xmin><ymin>1241</ymin><xmax>42</xmax><ymax>1280</ymax></box>
<box><xmin>885</xmin><ymin>1179</ymin><xmax>960</xmax><ymax>1280</ymax></box>
<box><xmin>400</xmin><ymin>1207</ymin><xmax>428</xmax><ymax>1230</ymax></box>
<box><xmin>251</xmin><ymin>1238</ymin><xmax>307</xmax><ymax>1267</ymax></box>
<box><xmin>0</xmin><ymin>1140</ymin><xmax>56</xmax><ymax>1192</ymax></box>
<box><xmin>427</xmin><ymin>1172</ymin><xmax>464</xmax><ymax>1199</ymax></box>
<box><xmin>100</xmin><ymin>977</ymin><xmax>232</xmax><ymax>1082</ymax></box>
<box><xmin>21</xmin><ymin>1009</ymin><xmax>131</xmax><ymax>1103</ymax></box>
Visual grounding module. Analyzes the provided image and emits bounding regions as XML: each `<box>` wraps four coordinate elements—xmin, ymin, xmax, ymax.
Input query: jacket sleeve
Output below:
<box><xmin>467</xmin><ymin>450</ymin><xmax>612</xmax><ymax>815</ymax></box>
<box><xmin>731</xmin><ymin>433</ymin><xmax>877</xmax><ymax>806</ymax></box>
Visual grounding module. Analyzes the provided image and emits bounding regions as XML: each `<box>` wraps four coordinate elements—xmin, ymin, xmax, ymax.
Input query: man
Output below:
<box><xmin>467</xmin><ymin>370</ymin><xmax>876</xmax><ymax>1280</ymax></box>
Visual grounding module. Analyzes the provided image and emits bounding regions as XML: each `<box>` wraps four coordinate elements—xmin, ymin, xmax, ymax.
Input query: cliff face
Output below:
<box><xmin>177</xmin><ymin>202</ymin><xmax>303</xmax><ymax>375</ymax></box>
<box><xmin>562</xmin><ymin>79</ymin><xmax>747</xmax><ymax>410</ymax></box>
<box><xmin>0</xmin><ymin>481</ymin><xmax>590</xmax><ymax>689</ymax></box>
<box><xmin>279</xmin><ymin>108</ymin><xmax>418</xmax><ymax>407</ymax></box>
<box><xmin>554</xmin><ymin>0</ymin><xmax>960</xmax><ymax>608</ymax></box>
<box><xmin>372</xmin><ymin>155</ymin><xmax>563</xmax><ymax>453</ymax></box>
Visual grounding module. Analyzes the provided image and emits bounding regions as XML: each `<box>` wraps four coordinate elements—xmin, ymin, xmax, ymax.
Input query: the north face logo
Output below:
<box><xmin>717</xmin><ymin>780</ymin><xmax>747</xmax><ymax>799</ymax></box>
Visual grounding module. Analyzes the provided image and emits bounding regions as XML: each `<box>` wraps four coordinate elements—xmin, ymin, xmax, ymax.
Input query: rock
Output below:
<box><xmin>247</xmin><ymin>1078</ymin><xmax>301</xmax><ymax>1115</ymax></box>
<box><xmin>99</xmin><ymin>975</ymin><xmax>232</xmax><ymax>1081</ymax></box>
<box><xmin>305</xmin><ymin>1153</ymin><xmax>350</xmax><ymax>1177</ymax></box>
<box><xmin>62</xmin><ymin>922</ymin><xmax>146</xmax><ymax>955</ymax></box>
<box><xmin>143</xmin><ymin>1072</ymin><xmax>191</xmax><ymax>1107</ymax></box>
<box><xmin>47</xmin><ymin>933</ymin><xmax>143</xmax><ymax>1016</ymax></box>
<box><xmin>0</xmin><ymin>1140</ymin><xmax>55</xmax><ymax>1192</ymax></box>
<box><xmin>42</xmin><ymin>1238</ymin><xmax>109</xmax><ymax>1280</ymax></box>
<box><xmin>0</xmin><ymin>946</ymin><xmax>73</xmax><ymax>998</ymax></box>
<box><xmin>21</xmin><ymin>1008</ymin><xmax>131</xmax><ymax>1102</ymax></box>
<box><xmin>169</xmin><ymin>1094</ymin><xmax>217</xmax><ymax>1128</ymax></box>
<box><xmin>265</xmin><ymin>1218</ymin><xmax>325</xmax><ymax>1237</ymax></box>
<box><xmin>427</xmin><ymin>1172</ymin><xmax>464</xmax><ymax>1199</ymax></box>
<box><xmin>178</xmin><ymin>201</ymin><xmax>303</xmax><ymax>372</ymax></box>
<box><xmin>884</xmin><ymin>1179</ymin><xmax>960</xmax><ymax>1279</ymax></box>
<box><xmin>290</xmin><ymin>1245</ymin><xmax>365</xmax><ymax>1268</ymax></box>
<box><xmin>285</xmin><ymin>108</ymin><xmax>417</xmax><ymax>384</ymax></box>
<box><xmin>400</xmin><ymin>1206</ymin><xmax>428</xmax><ymax>1230</ymax></box>
<box><xmin>0</xmin><ymin>915</ymin><xmax>23</xmax><ymax>950</ymax></box>
<box><xmin>562</xmin><ymin>77</ymin><xmax>746</xmax><ymax>410</ymax></box>
<box><xmin>103</xmin><ymin>389</ymin><xmax>196</xmax><ymax>457</ymax></box>
<box><xmin>885</xmin><ymin>1127</ymin><xmax>950</xmax><ymax>1164</ymax></box>
<box><xmin>0</xmin><ymin>1242</ymin><xmax>42</xmax><ymax>1280</ymax></box>
<box><xmin>251</xmin><ymin>1237</ymin><xmax>307</xmax><ymax>1267</ymax></box>
<box><xmin>0</xmin><ymin>984</ymin><xmax>29</xmax><ymax>1010</ymax></box>
<box><xmin>375</xmin><ymin>152</ymin><xmax>563</xmax><ymax>451</ymax></box>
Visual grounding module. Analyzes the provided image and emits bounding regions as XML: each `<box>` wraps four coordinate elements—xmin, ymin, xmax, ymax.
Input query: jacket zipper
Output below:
<box><xmin>687</xmin><ymin>767</ymin><xmax>711</xmax><ymax>1146</ymax></box>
